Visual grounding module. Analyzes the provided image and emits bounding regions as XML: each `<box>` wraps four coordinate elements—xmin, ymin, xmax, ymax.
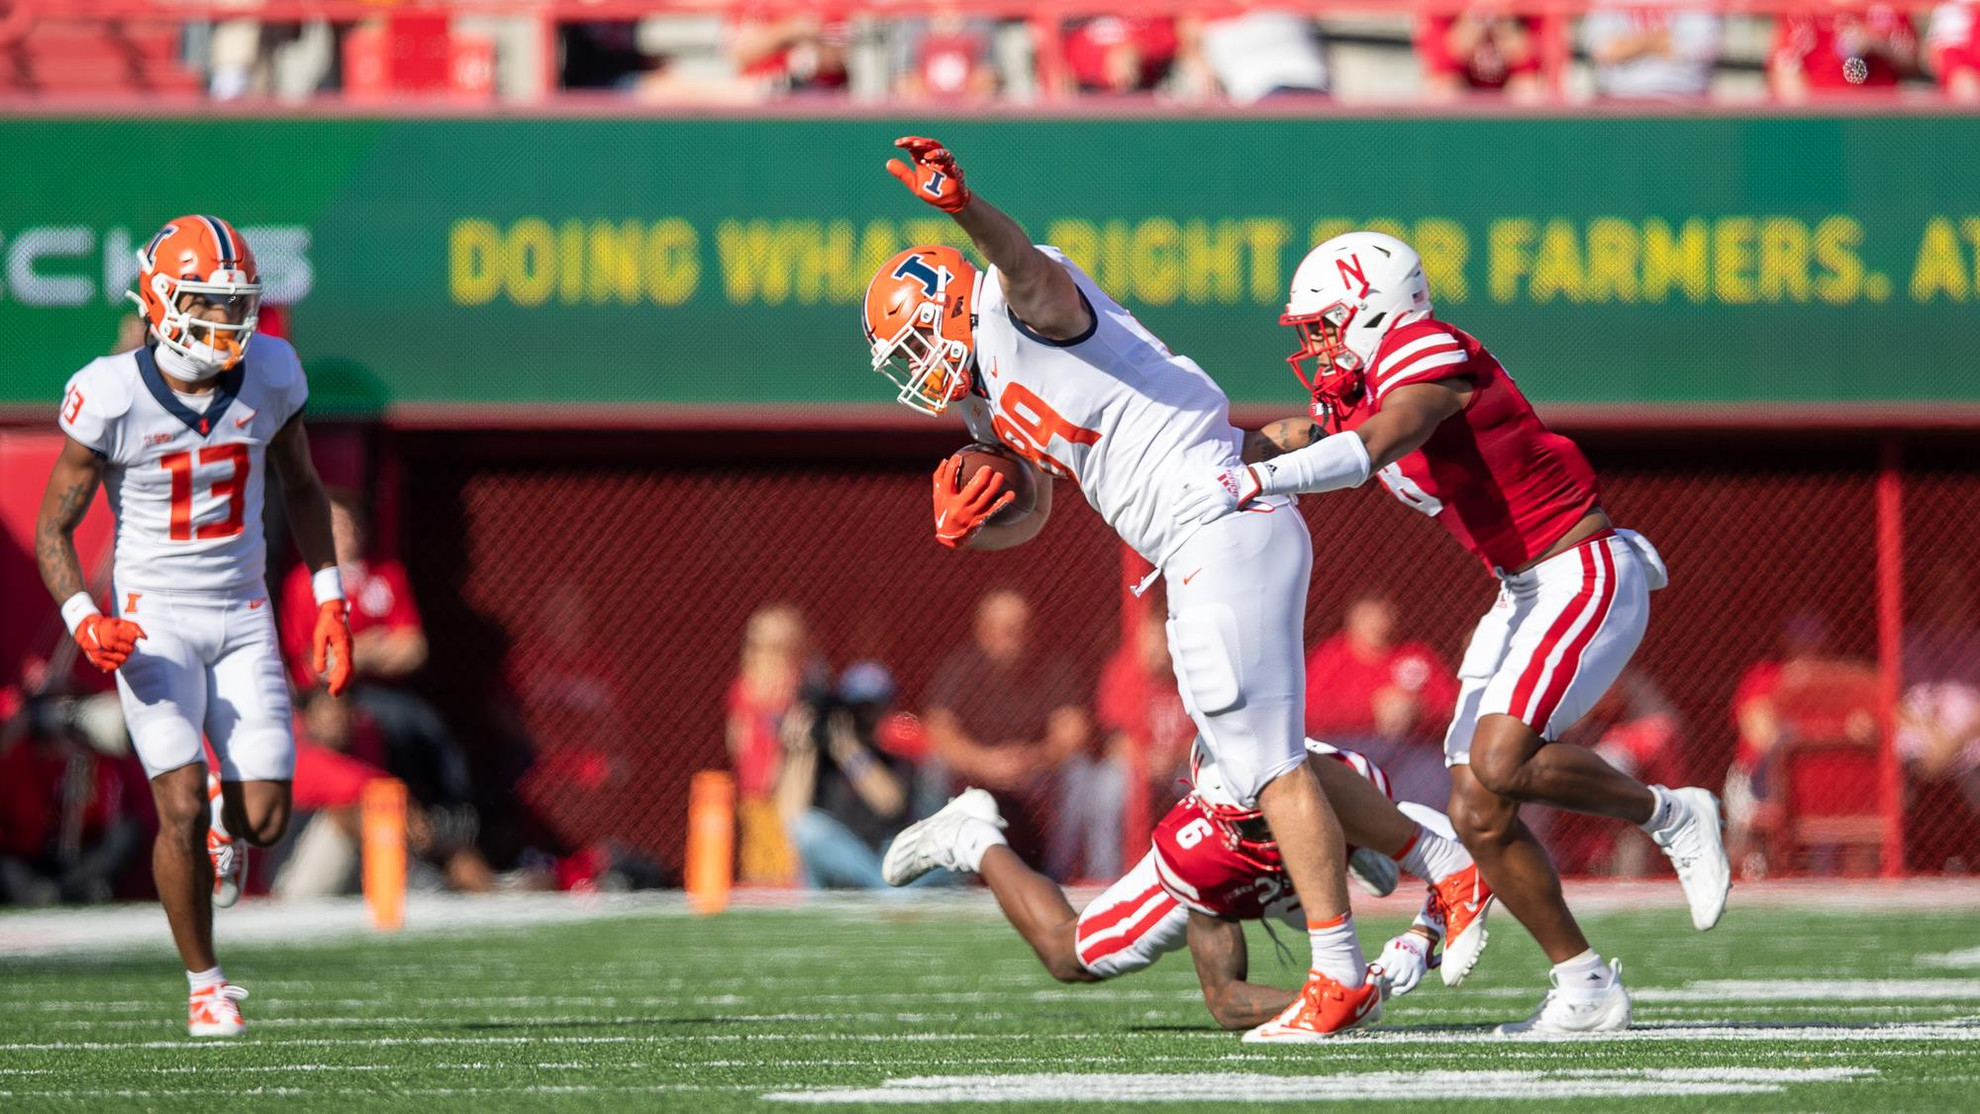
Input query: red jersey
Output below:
<box><xmin>1148</xmin><ymin>794</ymin><xmax>1292</xmax><ymax>921</ymax></box>
<box><xmin>1336</xmin><ymin>317</ymin><xmax>1601</xmax><ymax>573</ymax></box>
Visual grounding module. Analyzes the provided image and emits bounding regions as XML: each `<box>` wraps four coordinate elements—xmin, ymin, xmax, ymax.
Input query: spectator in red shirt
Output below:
<box><xmin>1417</xmin><ymin>8</ymin><xmax>1544</xmax><ymax>101</ymax></box>
<box><xmin>725</xmin><ymin>602</ymin><xmax>821</xmax><ymax>884</ymax></box>
<box><xmin>1770</xmin><ymin>5</ymin><xmax>1919</xmax><ymax>100</ymax></box>
<box><xmin>280</xmin><ymin>490</ymin><xmax>470</xmax><ymax>814</ymax></box>
<box><xmin>897</xmin><ymin>14</ymin><xmax>999</xmax><ymax>99</ymax></box>
<box><xmin>1062</xmin><ymin>16</ymin><xmax>1179</xmax><ymax>94</ymax></box>
<box><xmin>1928</xmin><ymin>3</ymin><xmax>1980</xmax><ymax>99</ymax></box>
<box><xmin>732</xmin><ymin>16</ymin><xmax>850</xmax><ymax>98</ymax></box>
<box><xmin>1096</xmin><ymin>606</ymin><xmax>1195</xmax><ymax>799</ymax></box>
<box><xmin>0</xmin><ymin>693</ymin><xmax>143</xmax><ymax>905</ymax></box>
<box><xmin>925</xmin><ymin>589</ymin><xmax>1090</xmax><ymax>878</ymax></box>
<box><xmin>1304</xmin><ymin>594</ymin><xmax>1458</xmax><ymax>805</ymax></box>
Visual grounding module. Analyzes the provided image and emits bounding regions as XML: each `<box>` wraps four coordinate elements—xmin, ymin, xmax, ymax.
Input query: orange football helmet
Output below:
<box><xmin>863</xmin><ymin>245</ymin><xmax>978</xmax><ymax>415</ymax></box>
<box><xmin>130</xmin><ymin>215</ymin><xmax>261</xmax><ymax>378</ymax></box>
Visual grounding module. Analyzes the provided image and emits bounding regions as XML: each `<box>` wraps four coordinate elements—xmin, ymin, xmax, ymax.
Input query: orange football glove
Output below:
<box><xmin>886</xmin><ymin>136</ymin><xmax>972</xmax><ymax>214</ymax></box>
<box><xmin>311</xmin><ymin>600</ymin><xmax>355</xmax><ymax>697</ymax></box>
<box><xmin>932</xmin><ymin>455</ymin><xmax>1015</xmax><ymax>549</ymax></box>
<box><xmin>74</xmin><ymin>613</ymin><xmax>146</xmax><ymax>672</ymax></box>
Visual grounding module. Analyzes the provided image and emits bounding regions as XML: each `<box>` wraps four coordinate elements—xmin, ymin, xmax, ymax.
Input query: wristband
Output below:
<box><xmin>312</xmin><ymin>566</ymin><xmax>346</xmax><ymax>606</ymax></box>
<box><xmin>61</xmin><ymin>592</ymin><xmax>101</xmax><ymax>636</ymax></box>
<box><xmin>1254</xmin><ymin>433</ymin><xmax>1373</xmax><ymax>497</ymax></box>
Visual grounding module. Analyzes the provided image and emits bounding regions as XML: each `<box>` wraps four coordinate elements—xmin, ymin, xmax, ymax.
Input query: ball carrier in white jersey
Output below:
<box><xmin>34</xmin><ymin>215</ymin><xmax>353</xmax><ymax>1038</ymax></box>
<box><xmin>862</xmin><ymin>137</ymin><xmax>1375</xmax><ymax>1041</ymax></box>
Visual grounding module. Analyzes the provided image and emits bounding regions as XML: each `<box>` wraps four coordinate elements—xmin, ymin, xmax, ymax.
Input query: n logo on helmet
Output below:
<box><xmin>893</xmin><ymin>253</ymin><xmax>954</xmax><ymax>297</ymax></box>
<box><xmin>1336</xmin><ymin>254</ymin><xmax>1370</xmax><ymax>298</ymax></box>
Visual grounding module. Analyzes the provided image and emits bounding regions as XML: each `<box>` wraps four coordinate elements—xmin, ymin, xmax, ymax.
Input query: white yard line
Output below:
<box><xmin>762</xmin><ymin>1067</ymin><xmax>1877</xmax><ymax>1104</ymax></box>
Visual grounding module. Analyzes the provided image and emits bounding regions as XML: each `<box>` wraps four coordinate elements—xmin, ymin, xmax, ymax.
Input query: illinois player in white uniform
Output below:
<box><xmin>34</xmin><ymin>216</ymin><xmax>352</xmax><ymax>1038</ymax></box>
<box><xmin>1175</xmin><ymin>230</ymin><xmax>1732</xmax><ymax>1036</ymax></box>
<box><xmin>862</xmin><ymin>137</ymin><xmax>1376</xmax><ymax>1041</ymax></box>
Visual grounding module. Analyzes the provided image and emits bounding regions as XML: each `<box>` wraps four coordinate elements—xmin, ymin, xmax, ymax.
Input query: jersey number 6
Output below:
<box><xmin>162</xmin><ymin>445</ymin><xmax>250</xmax><ymax>541</ymax></box>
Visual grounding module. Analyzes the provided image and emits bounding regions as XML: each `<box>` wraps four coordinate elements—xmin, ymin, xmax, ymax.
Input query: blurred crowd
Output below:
<box><xmin>720</xmin><ymin>569</ymin><xmax>1980</xmax><ymax>890</ymax></box>
<box><xmin>125</xmin><ymin>5</ymin><xmax>1980</xmax><ymax>105</ymax></box>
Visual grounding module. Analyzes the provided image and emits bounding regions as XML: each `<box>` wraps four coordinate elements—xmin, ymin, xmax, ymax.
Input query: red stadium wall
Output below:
<box><xmin>385</xmin><ymin>424</ymin><xmax>1980</xmax><ymax>881</ymax></box>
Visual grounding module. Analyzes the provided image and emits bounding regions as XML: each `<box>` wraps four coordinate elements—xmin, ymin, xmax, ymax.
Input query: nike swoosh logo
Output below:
<box><xmin>1182</xmin><ymin>568</ymin><xmax>1203</xmax><ymax>585</ymax></box>
<box><xmin>248</xmin><ymin>599</ymin><xmax>265</xmax><ymax>610</ymax></box>
<box><xmin>234</xmin><ymin>416</ymin><xmax>252</xmax><ymax>428</ymax></box>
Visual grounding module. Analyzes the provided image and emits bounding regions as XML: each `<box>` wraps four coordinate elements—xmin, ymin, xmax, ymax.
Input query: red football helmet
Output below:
<box><xmin>130</xmin><ymin>215</ymin><xmax>261</xmax><ymax>378</ymax></box>
<box><xmin>863</xmin><ymin>245</ymin><xmax>978</xmax><ymax>414</ymax></box>
<box><xmin>1187</xmin><ymin>742</ymin><xmax>1280</xmax><ymax>872</ymax></box>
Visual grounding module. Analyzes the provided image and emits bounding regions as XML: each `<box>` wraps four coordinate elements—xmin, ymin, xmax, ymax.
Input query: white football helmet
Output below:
<box><xmin>1282</xmin><ymin>231</ymin><xmax>1431</xmax><ymax>425</ymax></box>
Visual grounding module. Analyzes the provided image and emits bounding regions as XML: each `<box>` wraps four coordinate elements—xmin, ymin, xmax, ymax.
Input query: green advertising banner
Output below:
<box><xmin>4</xmin><ymin>115</ymin><xmax>1977</xmax><ymax>413</ymax></box>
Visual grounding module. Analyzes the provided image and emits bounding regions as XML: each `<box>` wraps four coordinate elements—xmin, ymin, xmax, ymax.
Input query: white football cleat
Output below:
<box><xmin>1648</xmin><ymin>786</ymin><xmax>1731</xmax><ymax>931</ymax></box>
<box><xmin>1346</xmin><ymin>846</ymin><xmax>1399</xmax><ymax>898</ymax></box>
<box><xmin>1495</xmin><ymin>959</ymin><xmax>1631</xmax><ymax>1037</ymax></box>
<box><xmin>881</xmin><ymin>788</ymin><xmax>1005</xmax><ymax>886</ymax></box>
<box><xmin>188</xmin><ymin>983</ymin><xmax>249</xmax><ymax>1038</ymax></box>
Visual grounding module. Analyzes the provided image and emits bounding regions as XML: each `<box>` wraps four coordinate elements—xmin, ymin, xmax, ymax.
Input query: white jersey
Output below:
<box><xmin>959</xmin><ymin>246</ymin><xmax>1247</xmax><ymax>565</ymax></box>
<box><xmin>58</xmin><ymin>335</ymin><xmax>309</xmax><ymax>594</ymax></box>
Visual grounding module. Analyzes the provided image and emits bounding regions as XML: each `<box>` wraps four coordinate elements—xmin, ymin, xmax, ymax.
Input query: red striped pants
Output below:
<box><xmin>1443</xmin><ymin>531</ymin><xmax>1658</xmax><ymax>766</ymax></box>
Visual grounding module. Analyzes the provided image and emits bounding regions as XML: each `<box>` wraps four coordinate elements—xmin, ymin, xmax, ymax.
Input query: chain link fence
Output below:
<box><xmin>390</xmin><ymin>426</ymin><xmax>1980</xmax><ymax>882</ymax></box>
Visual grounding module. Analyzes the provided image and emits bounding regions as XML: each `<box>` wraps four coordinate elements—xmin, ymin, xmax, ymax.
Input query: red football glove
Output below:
<box><xmin>311</xmin><ymin>600</ymin><xmax>355</xmax><ymax>697</ymax></box>
<box><xmin>932</xmin><ymin>455</ymin><xmax>1015</xmax><ymax>549</ymax></box>
<box><xmin>74</xmin><ymin>613</ymin><xmax>146</xmax><ymax>672</ymax></box>
<box><xmin>886</xmin><ymin>136</ymin><xmax>973</xmax><ymax>214</ymax></box>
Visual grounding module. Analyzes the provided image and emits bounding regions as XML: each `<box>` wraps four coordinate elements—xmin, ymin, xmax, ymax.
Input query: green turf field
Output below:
<box><xmin>3</xmin><ymin>897</ymin><xmax>1978</xmax><ymax>1110</ymax></box>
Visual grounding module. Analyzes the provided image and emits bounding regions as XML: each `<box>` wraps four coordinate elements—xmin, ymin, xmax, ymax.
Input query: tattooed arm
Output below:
<box><xmin>36</xmin><ymin>436</ymin><xmax>105</xmax><ymax>604</ymax></box>
<box><xmin>1240</xmin><ymin>416</ymin><xmax>1325</xmax><ymax>465</ymax></box>
<box><xmin>1186</xmin><ymin>912</ymin><xmax>1298</xmax><ymax>1030</ymax></box>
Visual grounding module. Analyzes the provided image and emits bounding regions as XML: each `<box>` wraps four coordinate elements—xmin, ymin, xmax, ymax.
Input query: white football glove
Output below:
<box><xmin>1369</xmin><ymin>931</ymin><xmax>1435</xmax><ymax>999</ymax></box>
<box><xmin>1173</xmin><ymin>464</ymin><xmax>1262</xmax><ymax>526</ymax></box>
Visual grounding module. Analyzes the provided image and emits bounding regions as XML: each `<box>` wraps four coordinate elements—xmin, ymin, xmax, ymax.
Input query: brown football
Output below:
<box><xmin>949</xmin><ymin>443</ymin><xmax>1037</xmax><ymax>525</ymax></box>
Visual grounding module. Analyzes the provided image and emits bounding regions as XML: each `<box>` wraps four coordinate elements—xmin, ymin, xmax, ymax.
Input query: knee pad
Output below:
<box><xmin>1166</xmin><ymin>605</ymin><xmax>1243</xmax><ymax>716</ymax></box>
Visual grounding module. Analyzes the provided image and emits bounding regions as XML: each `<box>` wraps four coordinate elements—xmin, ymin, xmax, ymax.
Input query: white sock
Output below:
<box><xmin>1640</xmin><ymin>785</ymin><xmax>1680</xmax><ymax>833</ymax></box>
<box><xmin>1307</xmin><ymin>912</ymin><xmax>1367</xmax><ymax>988</ymax></box>
<box><xmin>187</xmin><ymin>966</ymin><xmax>226</xmax><ymax>993</ymax></box>
<box><xmin>954</xmin><ymin>818</ymin><xmax>1008</xmax><ymax>874</ymax></box>
<box><xmin>207</xmin><ymin>773</ymin><xmax>230</xmax><ymax>839</ymax></box>
<box><xmin>1551</xmin><ymin>949</ymin><xmax>1614</xmax><ymax>999</ymax></box>
<box><xmin>1396</xmin><ymin>826</ymin><xmax>1470</xmax><ymax>884</ymax></box>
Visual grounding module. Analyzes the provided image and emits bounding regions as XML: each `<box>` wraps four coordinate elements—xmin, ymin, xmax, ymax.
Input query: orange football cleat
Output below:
<box><xmin>188</xmin><ymin>983</ymin><xmax>248</xmax><ymax>1038</ymax></box>
<box><xmin>1430</xmin><ymin>864</ymin><xmax>1496</xmax><ymax>988</ymax></box>
<box><xmin>1242</xmin><ymin>971</ymin><xmax>1383</xmax><ymax>1043</ymax></box>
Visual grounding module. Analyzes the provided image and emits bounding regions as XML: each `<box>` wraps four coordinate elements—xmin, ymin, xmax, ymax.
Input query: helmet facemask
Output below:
<box><xmin>870</xmin><ymin>299</ymin><xmax>973</xmax><ymax>415</ymax></box>
<box><xmin>1282</xmin><ymin>302</ymin><xmax>1367</xmax><ymax>428</ymax></box>
<box><xmin>134</xmin><ymin>269</ymin><xmax>261</xmax><ymax>381</ymax></box>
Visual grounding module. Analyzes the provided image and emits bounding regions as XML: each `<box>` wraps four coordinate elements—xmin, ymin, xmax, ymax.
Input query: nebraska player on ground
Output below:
<box><xmin>884</xmin><ymin>739</ymin><xmax>1494</xmax><ymax>1027</ymax></box>
<box><xmin>864</xmin><ymin>137</ymin><xmax>1374</xmax><ymax>1041</ymax></box>
<box><xmin>1175</xmin><ymin>231</ymin><xmax>1732</xmax><ymax>1037</ymax></box>
<box><xmin>34</xmin><ymin>216</ymin><xmax>352</xmax><ymax>1038</ymax></box>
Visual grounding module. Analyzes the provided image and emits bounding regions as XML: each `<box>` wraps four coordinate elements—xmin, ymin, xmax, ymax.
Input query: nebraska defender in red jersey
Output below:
<box><xmin>882</xmin><ymin>739</ymin><xmax>1496</xmax><ymax>1031</ymax></box>
<box><xmin>1177</xmin><ymin>230</ymin><xmax>1731</xmax><ymax>1038</ymax></box>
